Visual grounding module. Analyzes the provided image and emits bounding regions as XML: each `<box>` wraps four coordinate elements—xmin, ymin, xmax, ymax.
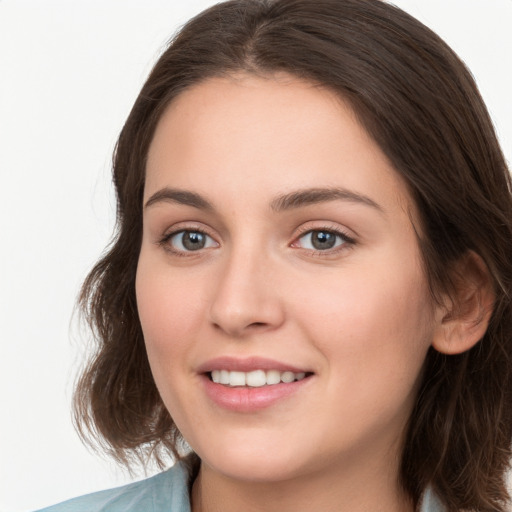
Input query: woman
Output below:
<box><xmin>37</xmin><ymin>0</ymin><xmax>512</xmax><ymax>511</ymax></box>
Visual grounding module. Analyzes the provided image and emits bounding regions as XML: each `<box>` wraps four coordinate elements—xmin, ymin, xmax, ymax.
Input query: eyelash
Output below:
<box><xmin>292</xmin><ymin>225</ymin><xmax>356</xmax><ymax>255</ymax></box>
<box><xmin>157</xmin><ymin>225</ymin><xmax>356</xmax><ymax>257</ymax></box>
<box><xmin>158</xmin><ymin>227</ymin><xmax>217</xmax><ymax>257</ymax></box>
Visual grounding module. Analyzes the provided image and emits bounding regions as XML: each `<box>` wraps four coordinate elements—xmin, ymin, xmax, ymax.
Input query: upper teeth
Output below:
<box><xmin>210</xmin><ymin>369</ymin><xmax>307</xmax><ymax>387</ymax></box>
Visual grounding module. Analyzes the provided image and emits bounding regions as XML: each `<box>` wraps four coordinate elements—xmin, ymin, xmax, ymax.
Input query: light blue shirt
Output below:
<box><xmin>35</xmin><ymin>462</ymin><xmax>191</xmax><ymax>512</ymax></box>
<box><xmin>35</xmin><ymin>460</ymin><xmax>446</xmax><ymax>512</ymax></box>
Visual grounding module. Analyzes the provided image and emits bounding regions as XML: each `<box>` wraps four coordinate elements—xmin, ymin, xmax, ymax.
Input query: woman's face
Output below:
<box><xmin>136</xmin><ymin>74</ymin><xmax>439</xmax><ymax>483</ymax></box>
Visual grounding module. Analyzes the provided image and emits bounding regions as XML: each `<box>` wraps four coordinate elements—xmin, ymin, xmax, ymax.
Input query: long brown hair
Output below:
<box><xmin>75</xmin><ymin>1</ymin><xmax>512</xmax><ymax>510</ymax></box>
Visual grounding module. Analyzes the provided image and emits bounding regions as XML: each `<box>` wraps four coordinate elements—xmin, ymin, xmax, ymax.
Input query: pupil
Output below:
<box><xmin>183</xmin><ymin>232</ymin><xmax>205</xmax><ymax>251</ymax></box>
<box><xmin>312</xmin><ymin>231</ymin><xmax>336</xmax><ymax>250</ymax></box>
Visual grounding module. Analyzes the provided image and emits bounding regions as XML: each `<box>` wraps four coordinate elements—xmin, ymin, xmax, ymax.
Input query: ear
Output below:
<box><xmin>432</xmin><ymin>251</ymin><xmax>495</xmax><ymax>355</ymax></box>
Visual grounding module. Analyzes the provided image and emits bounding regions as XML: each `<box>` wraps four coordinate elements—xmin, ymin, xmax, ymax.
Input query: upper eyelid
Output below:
<box><xmin>161</xmin><ymin>222</ymin><xmax>216</xmax><ymax>238</ymax></box>
<box><xmin>156</xmin><ymin>225</ymin><xmax>219</xmax><ymax>251</ymax></box>
<box><xmin>172</xmin><ymin>230</ymin><xmax>217</xmax><ymax>244</ymax></box>
<box><xmin>156</xmin><ymin>222</ymin><xmax>356</xmax><ymax>247</ymax></box>
<box><xmin>289</xmin><ymin>226</ymin><xmax>356</xmax><ymax>256</ymax></box>
<box><xmin>293</xmin><ymin>223</ymin><xmax>356</xmax><ymax>241</ymax></box>
<box><xmin>158</xmin><ymin>228</ymin><xmax>219</xmax><ymax>256</ymax></box>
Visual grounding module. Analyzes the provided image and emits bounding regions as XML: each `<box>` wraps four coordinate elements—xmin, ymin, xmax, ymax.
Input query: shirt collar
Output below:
<box><xmin>419</xmin><ymin>487</ymin><xmax>447</xmax><ymax>512</ymax></box>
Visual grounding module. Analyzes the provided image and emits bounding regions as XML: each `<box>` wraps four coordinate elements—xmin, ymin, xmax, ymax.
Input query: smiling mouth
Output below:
<box><xmin>208</xmin><ymin>369</ymin><xmax>311</xmax><ymax>387</ymax></box>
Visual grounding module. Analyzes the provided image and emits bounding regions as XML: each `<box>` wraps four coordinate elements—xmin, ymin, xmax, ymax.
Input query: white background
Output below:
<box><xmin>1</xmin><ymin>1</ymin><xmax>511</xmax><ymax>511</ymax></box>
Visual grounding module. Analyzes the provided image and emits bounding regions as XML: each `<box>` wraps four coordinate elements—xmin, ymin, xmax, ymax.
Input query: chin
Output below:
<box><xmin>210</xmin><ymin>456</ymin><xmax>302</xmax><ymax>483</ymax></box>
<box><xmin>195</xmin><ymin>436</ymin><xmax>311</xmax><ymax>483</ymax></box>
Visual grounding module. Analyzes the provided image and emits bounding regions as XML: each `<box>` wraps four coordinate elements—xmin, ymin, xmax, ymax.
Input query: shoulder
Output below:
<box><xmin>34</xmin><ymin>461</ymin><xmax>192</xmax><ymax>512</ymax></box>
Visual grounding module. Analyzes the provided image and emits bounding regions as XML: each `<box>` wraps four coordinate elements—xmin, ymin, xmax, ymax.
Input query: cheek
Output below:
<box><xmin>135</xmin><ymin>255</ymin><xmax>206</xmax><ymax>373</ymax></box>
<box><xmin>292</xmin><ymin>253</ymin><xmax>434</xmax><ymax>388</ymax></box>
<box><xmin>135</xmin><ymin>256</ymin><xmax>209</xmax><ymax>428</ymax></box>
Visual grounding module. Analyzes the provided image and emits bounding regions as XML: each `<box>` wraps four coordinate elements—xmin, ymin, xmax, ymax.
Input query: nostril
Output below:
<box><xmin>249</xmin><ymin>322</ymin><xmax>267</xmax><ymax>328</ymax></box>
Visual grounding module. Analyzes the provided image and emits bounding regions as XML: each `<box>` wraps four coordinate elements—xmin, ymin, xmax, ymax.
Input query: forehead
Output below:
<box><xmin>145</xmin><ymin>73</ymin><xmax>414</xmax><ymax>218</ymax></box>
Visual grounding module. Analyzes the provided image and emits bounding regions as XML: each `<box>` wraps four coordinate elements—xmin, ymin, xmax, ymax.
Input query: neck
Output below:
<box><xmin>190</xmin><ymin>452</ymin><xmax>414</xmax><ymax>512</ymax></box>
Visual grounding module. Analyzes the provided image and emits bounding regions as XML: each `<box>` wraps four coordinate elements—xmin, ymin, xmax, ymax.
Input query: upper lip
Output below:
<box><xmin>197</xmin><ymin>356</ymin><xmax>311</xmax><ymax>374</ymax></box>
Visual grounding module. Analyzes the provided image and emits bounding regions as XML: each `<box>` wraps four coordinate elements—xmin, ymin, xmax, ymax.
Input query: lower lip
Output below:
<box><xmin>201</xmin><ymin>374</ymin><xmax>312</xmax><ymax>412</ymax></box>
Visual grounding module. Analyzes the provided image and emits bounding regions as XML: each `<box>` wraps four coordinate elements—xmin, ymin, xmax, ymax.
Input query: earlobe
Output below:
<box><xmin>431</xmin><ymin>251</ymin><xmax>495</xmax><ymax>355</ymax></box>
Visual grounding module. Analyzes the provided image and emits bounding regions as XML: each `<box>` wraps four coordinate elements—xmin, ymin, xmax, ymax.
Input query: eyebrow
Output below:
<box><xmin>270</xmin><ymin>187</ymin><xmax>384</xmax><ymax>213</ymax></box>
<box><xmin>144</xmin><ymin>188</ymin><xmax>214</xmax><ymax>210</ymax></box>
<box><xmin>144</xmin><ymin>186</ymin><xmax>383</xmax><ymax>214</ymax></box>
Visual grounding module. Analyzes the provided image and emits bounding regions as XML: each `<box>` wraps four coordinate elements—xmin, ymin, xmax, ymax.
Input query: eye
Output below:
<box><xmin>166</xmin><ymin>230</ymin><xmax>218</xmax><ymax>252</ymax></box>
<box><xmin>295</xmin><ymin>229</ymin><xmax>352</xmax><ymax>251</ymax></box>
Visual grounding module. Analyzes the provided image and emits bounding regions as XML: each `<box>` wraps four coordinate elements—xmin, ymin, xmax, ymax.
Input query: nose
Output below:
<box><xmin>209</xmin><ymin>246</ymin><xmax>286</xmax><ymax>337</ymax></box>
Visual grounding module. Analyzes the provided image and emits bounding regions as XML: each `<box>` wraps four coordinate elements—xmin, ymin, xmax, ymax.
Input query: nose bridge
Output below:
<box><xmin>209</xmin><ymin>238</ymin><xmax>284</xmax><ymax>336</ymax></box>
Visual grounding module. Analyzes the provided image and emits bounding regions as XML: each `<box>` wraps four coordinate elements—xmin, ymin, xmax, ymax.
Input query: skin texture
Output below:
<box><xmin>136</xmin><ymin>74</ymin><xmax>446</xmax><ymax>512</ymax></box>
